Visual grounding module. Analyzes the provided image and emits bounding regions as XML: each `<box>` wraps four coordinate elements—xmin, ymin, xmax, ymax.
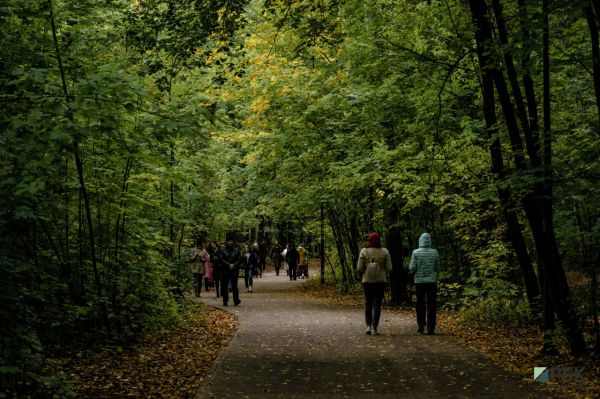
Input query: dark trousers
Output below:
<box><xmin>192</xmin><ymin>273</ymin><xmax>204</xmax><ymax>296</ymax></box>
<box><xmin>214</xmin><ymin>275</ymin><xmax>220</xmax><ymax>297</ymax></box>
<box><xmin>363</xmin><ymin>282</ymin><xmax>386</xmax><ymax>328</ymax></box>
<box><xmin>289</xmin><ymin>263</ymin><xmax>297</xmax><ymax>280</ymax></box>
<box><xmin>416</xmin><ymin>283</ymin><xmax>437</xmax><ymax>332</ymax></box>
<box><xmin>221</xmin><ymin>271</ymin><xmax>239</xmax><ymax>305</ymax></box>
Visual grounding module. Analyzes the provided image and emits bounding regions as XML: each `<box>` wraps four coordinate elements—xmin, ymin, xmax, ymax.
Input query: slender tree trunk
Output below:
<box><xmin>114</xmin><ymin>157</ymin><xmax>133</xmax><ymax>262</ymax></box>
<box><xmin>385</xmin><ymin>205</ymin><xmax>410</xmax><ymax>305</ymax></box>
<box><xmin>472</xmin><ymin>3</ymin><xmax>540</xmax><ymax>309</ymax></box>
<box><xmin>321</xmin><ymin>205</ymin><xmax>325</xmax><ymax>285</ymax></box>
<box><xmin>348</xmin><ymin>214</ymin><xmax>361</xmax><ymax>269</ymax></box>
<box><xmin>585</xmin><ymin>3</ymin><xmax>600</xmax><ymax>128</ymax></box>
<box><xmin>329</xmin><ymin>211</ymin><xmax>349</xmax><ymax>292</ymax></box>
<box><xmin>538</xmin><ymin>263</ymin><xmax>557</xmax><ymax>354</ymax></box>
<box><xmin>49</xmin><ymin>0</ymin><xmax>109</xmax><ymax>335</ymax></box>
<box><xmin>468</xmin><ymin>0</ymin><xmax>586</xmax><ymax>355</ymax></box>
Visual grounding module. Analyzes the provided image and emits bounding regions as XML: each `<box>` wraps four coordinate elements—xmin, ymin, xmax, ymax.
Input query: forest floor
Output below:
<box><xmin>47</xmin><ymin>301</ymin><xmax>236</xmax><ymax>398</ymax></box>
<box><xmin>44</xmin><ymin>269</ymin><xmax>599</xmax><ymax>398</ymax></box>
<box><xmin>294</xmin><ymin>279</ymin><xmax>600</xmax><ymax>399</ymax></box>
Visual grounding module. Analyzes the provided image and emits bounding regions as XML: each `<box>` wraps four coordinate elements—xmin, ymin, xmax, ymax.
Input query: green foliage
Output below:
<box><xmin>4</xmin><ymin>0</ymin><xmax>600</xmax><ymax>390</ymax></box>
<box><xmin>437</xmin><ymin>282</ymin><xmax>464</xmax><ymax>311</ymax></box>
<box><xmin>462</xmin><ymin>298</ymin><xmax>534</xmax><ymax>328</ymax></box>
<box><xmin>0</xmin><ymin>0</ymin><xmax>247</xmax><ymax>394</ymax></box>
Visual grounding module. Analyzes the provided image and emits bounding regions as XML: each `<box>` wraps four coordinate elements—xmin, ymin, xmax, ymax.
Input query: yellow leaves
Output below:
<box><xmin>241</xmin><ymin>152</ymin><xmax>257</xmax><ymax>166</ymax></box>
<box><xmin>245</xmin><ymin>35</ymin><xmax>258</xmax><ymax>50</ymax></box>
<box><xmin>336</xmin><ymin>68</ymin><xmax>348</xmax><ymax>84</ymax></box>
<box><xmin>292</xmin><ymin>69</ymin><xmax>303</xmax><ymax>79</ymax></box>
<box><xmin>204</xmin><ymin>47</ymin><xmax>227</xmax><ymax>66</ymax></box>
<box><xmin>251</xmin><ymin>98</ymin><xmax>269</xmax><ymax>114</ymax></box>
<box><xmin>280</xmin><ymin>85</ymin><xmax>293</xmax><ymax>95</ymax></box>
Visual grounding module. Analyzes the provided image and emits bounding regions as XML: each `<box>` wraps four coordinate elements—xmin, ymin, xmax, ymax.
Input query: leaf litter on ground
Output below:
<box><xmin>291</xmin><ymin>278</ymin><xmax>600</xmax><ymax>399</ymax></box>
<box><xmin>48</xmin><ymin>300</ymin><xmax>236</xmax><ymax>398</ymax></box>
<box><xmin>45</xmin><ymin>276</ymin><xmax>599</xmax><ymax>399</ymax></box>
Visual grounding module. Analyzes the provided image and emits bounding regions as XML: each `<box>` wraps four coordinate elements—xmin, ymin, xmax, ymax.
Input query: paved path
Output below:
<box><xmin>197</xmin><ymin>270</ymin><xmax>555</xmax><ymax>398</ymax></box>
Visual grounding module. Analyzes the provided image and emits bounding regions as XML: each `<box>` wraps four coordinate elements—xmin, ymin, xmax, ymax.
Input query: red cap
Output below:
<box><xmin>367</xmin><ymin>232</ymin><xmax>381</xmax><ymax>248</ymax></box>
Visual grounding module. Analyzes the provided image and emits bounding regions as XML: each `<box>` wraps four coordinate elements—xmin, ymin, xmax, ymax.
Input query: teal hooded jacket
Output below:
<box><xmin>409</xmin><ymin>233</ymin><xmax>441</xmax><ymax>284</ymax></box>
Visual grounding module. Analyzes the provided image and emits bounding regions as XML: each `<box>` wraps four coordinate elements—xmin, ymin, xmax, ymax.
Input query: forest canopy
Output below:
<box><xmin>1</xmin><ymin>0</ymin><xmax>600</xmax><ymax>394</ymax></box>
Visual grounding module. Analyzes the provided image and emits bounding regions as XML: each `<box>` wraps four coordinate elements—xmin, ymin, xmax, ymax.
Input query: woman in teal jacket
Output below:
<box><xmin>409</xmin><ymin>233</ymin><xmax>441</xmax><ymax>335</ymax></box>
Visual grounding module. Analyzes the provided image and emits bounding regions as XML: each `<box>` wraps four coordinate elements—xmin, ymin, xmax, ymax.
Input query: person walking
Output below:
<box><xmin>189</xmin><ymin>240</ymin><xmax>207</xmax><ymax>297</ymax></box>
<box><xmin>286</xmin><ymin>243</ymin><xmax>300</xmax><ymax>281</ymax></box>
<box><xmin>409</xmin><ymin>232</ymin><xmax>441</xmax><ymax>335</ymax></box>
<box><xmin>243</xmin><ymin>244</ymin><xmax>259</xmax><ymax>292</ymax></box>
<box><xmin>258</xmin><ymin>239</ymin><xmax>268</xmax><ymax>277</ymax></box>
<box><xmin>356</xmin><ymin>232</ymin><xmax>392</xmax><ymax>335</ymax></box>
<box><xmin>204</xmin><ymin>248</ymin><xmax>213</xmax><ymax>293</ymax></box>
<box><xmin>209</xmin><ymin>242</ymin><xmax>221</xmax><ymax>299</ymax></box>
<box><xmin>270</xmin><ymin>240</ymin><xmax>283</xmax><ymax>276</ymax></box>
<box><xmin>219</xmin><ymin>236</ymin><xmax>242</xmax><ymax>306</ymax></box>
<box><xmin>282</xmin><ymin>244</ymin><xmax>289</xmax><ymax>277</ymax></box>
<box><xmin>297</xmin><ymin>244</ymin><xmax>308</xmax><ymax>279</ymax></box>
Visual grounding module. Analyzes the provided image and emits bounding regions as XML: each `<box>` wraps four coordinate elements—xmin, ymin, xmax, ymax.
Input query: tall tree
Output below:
<box><xmin>467</xmin><ymin>0</ymin><xmax>586</xmax><ymax>355</ymax></box>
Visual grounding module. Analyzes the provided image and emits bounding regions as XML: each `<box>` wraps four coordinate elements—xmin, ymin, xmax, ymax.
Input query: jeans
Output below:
<box><xmin>244</xmin><ymin>268</ymin><xmax>254</xmax><ymax>289</ymax></box>
<box><xmin>221</xmin><ymin>271</ymin><xmax>239</xmax><ymax>305</ymax></box>
<box><xmin>363</xmin><ymin>282</ymin><xmax>386</xmax><ymax>328</ymax></box>
<box><xmin>416</xmin><ymin>283</ymin><xmax>437</xmax><ymax>332</ymax></box>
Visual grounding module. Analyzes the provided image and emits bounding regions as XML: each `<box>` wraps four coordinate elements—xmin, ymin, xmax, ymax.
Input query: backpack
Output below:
<box><xmin>364</xmin><ymin>249</ymin><xmax>383</xmax><ymax>282</ymax></box>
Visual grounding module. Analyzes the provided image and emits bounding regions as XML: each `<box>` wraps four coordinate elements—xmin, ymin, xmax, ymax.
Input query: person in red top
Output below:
<box><xmin>356</xmin><ymin>232</ymin><xmax>392</xmax><ymax>335</ymax></box>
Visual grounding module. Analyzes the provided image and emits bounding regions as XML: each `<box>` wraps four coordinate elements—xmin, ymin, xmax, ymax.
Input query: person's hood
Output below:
<box><xmin>419</xmin><ymin>233</ymin><xmax>432</xmax><ymax>248</ymax></box>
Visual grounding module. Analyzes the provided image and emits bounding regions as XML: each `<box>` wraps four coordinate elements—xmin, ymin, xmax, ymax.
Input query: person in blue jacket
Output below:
<box><xmin>409</xmin><ymin>233</ymin><xmax>441</xmax><ymax>335</ymax></box>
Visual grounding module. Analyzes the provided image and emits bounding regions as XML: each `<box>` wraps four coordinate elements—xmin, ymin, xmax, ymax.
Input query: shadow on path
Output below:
<box><xmin>197</xmin><ymin>271</ymin><xmax>556</xmax><ymax>398</ymax></box>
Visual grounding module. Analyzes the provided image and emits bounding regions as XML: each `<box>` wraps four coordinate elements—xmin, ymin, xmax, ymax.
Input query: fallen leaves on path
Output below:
<box><xmin>45</xmin><ymin>276</ymin><xmax>599</xmax><ymax>399</ymax></box>
<box><xmin>436</xmin><ymin>312</ymin><xmax>600</xmax><ymax>399</ymax></box>
<box><xmin>293</xmin><ymin>278</ymin><xmax>600</xmax><ymax>399</ymax></box>
<box><xmin>51</xmin><ymin>302</ymin><xmax>236</xmax><ymax>398</ymax></box>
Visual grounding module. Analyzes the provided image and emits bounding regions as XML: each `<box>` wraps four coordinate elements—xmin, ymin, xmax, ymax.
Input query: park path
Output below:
<box><xmin>196</xmin><ymin>269</ymin><xmax>556</xmax><ymax>399</ymax></box>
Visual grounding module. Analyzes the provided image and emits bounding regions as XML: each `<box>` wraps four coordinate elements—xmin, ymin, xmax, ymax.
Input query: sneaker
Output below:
<box><xmin>234</xmin><ymin>299</ymin><xmax>241</xmax><ymax>306</ymax></box>
<box><xmin>372</xmin><ymin>328</ymin><xmax>379</xmax><ymax>336</ymax></box>
<box><xmin>417</xmin><ymin>328</ymin><xmax>424</xmax><ymax>335</ymax></box>
<box><xmin>249</xmin><ymin>287</ymin><xmax>252</xmax><ymax>292</ymax></box>
<box><xmin>365</xmin><ymin>325</ymin><xmax>372</xmax><ymax>335</ymax></box>
<box><xmin>245</xmin><ymin>288</ymin><xmax>249</xmax><ymax>292</ymax></box>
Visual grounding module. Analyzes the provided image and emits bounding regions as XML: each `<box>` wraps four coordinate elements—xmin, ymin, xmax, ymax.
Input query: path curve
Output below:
<box><xmin>197</xmin><ymin>270</ymin><xmax>555</xmax><ymax>398</ymax></box>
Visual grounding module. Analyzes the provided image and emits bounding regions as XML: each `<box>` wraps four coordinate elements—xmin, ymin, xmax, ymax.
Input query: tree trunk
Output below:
<box><xmin>468</xmin><ymin>0</ymin><xmax>586</xmax><ymax>355</ymax></box>
<box><xmin>585</xmin><ymin>4</ymin><xmax>600</xmax><ymax>128</ymax></box>
<box><xmin>387</xmin><ymin>225</ymin><xmax>410</xmax><ymax>305</ymax></box>
<box><xmin>329</xmin><ymin>210</ymin><xmax>349</xmax><ymax>292</ymax></box>
<box><xmin>49</xmin><ymin>0</ymin><xmax>110</xmax><ymax>336</ymax></box>
<box><xmin>384</xmin><ymin>205</ymin><xmax>410</xmax><ymax>305</ymax></box>
<box><xmin>473</xmin><ymin>3</ymin><xmax>540</xmax><ymax>309</ymax></box>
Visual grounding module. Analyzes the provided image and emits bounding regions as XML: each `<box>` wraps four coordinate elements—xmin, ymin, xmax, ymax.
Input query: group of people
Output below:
<box><xmin>269</xmin><ymin>240</ymin><xmax>309</xmax><ymax>280</ymax></box>
<box><xmin>357</xmin><ymin>231</ymin><xmax>441</xmax><ymax>336</ymax></box>
<box><xmin>188</xmin><ymin>237</ymin><xmax>310</xmax><ymax>307</ymax></box>
<box><xmin>191</xmin><ymin>231</ymin><xmax>440</xmax><ymax>335</ymax></box>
